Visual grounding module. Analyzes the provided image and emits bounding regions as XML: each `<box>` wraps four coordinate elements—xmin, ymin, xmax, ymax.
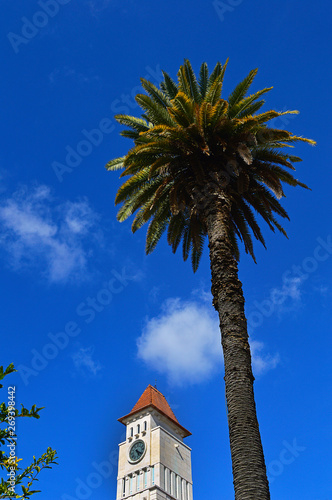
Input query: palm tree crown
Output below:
<box><xmin>107</xmin><ymin>59</ymin><xmax>315</xmax><ymax>271</ymax></box>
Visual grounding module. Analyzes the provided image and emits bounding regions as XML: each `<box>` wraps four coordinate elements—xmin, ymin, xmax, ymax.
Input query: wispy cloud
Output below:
<box><xmin>250</xmin><ymin>340</ymin><xmax>280</xmax><ymax>376</ymax></box>
<box><xmin>137</xmin><ymin>298</ymin><xmax>278</xmax><ymax>386</ymax></box>
<box><xmin>0</xmin><ymin>185</ymin><xmax>101</xmax><ymax>284</ymax></box>
<box><xmin>313</xmin><ymin>284</ymin><xmax>329</xmax><ymax>296</ymax></box>
<box><xmin>49</xmin><ymin>66</ymin><xmax>101</xmax><ymax>86</ymax></box>
<box><xmin>72</xmin><ymin>346</ymin><xmax>102</xmax><ymax>376</ymax></box>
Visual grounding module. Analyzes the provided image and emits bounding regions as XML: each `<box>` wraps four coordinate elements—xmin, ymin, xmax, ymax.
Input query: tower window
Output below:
<box><xmin>143</xmin><ymin>421</ymin><xmax>147</xmax><ymax>431</ymax></box>
<box><xmin>182</xmin><ymin>479</ymin><xmax>186</xmax><ymax>500</ymax></box>
<box><xmin>130</xmin><ymin>476</ymin><xmax>133</xmax><ymax>495</ymax></box>
<box><xmin>122</xmin><ymin>478</ymin><xmax>126</xmax><ymax>496</ymax></box>
<box><xmin>151</xmin><ymin>466</ymin><xmax>155</xmax><ymax>485</ymax></box>
<box><xmin>144</xmin><ymin>470</ymin><xmax>147</xmax><ymax>488</ymax></box>
<box><xmin>174</xmin><ymin>474</ymin><xmax>177</xmax><ymax>498</ymax></box>
<box><xmin>137</xmin><ymin>424</ymin><xmax>140</xmax><ymax>434</ymax></box>
<box><xmin>137</xmin><ymin>473</ymin><xmax>140</xmax><ymax>491</ymax></box>
<box><xmin>171</xmin><ymin>472</ymin><xmax>175</xmax><ymax>497</ymax></box>
<box><xmin>130</xmin><ymin>427</ymin><xmax>133</xmax><ymax>437</ymax></box>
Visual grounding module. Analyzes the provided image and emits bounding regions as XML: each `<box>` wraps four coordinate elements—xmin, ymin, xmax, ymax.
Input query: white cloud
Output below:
<box><xmin>191</xmin><ymin>287</ymin><xmax>213</xmax><ymax>304</ymax></box>
<box><xmin>137</xmin><ymin>298</ymin><xmax>221</xmax><ymax>386</ymax></box>
<box><xmin>250</xmin><ymin>340</ymin><xmax>279</xmax><ymax>376</ymax></box>
<box><xmin>137</xmin><ymin>298</ymin><xmax>278</xmax><ymax>386</ymax></box>
<box><xmin>0</xmin><ymin>185</ymin><xmax>100</xmax><ymax>284</ymax></box>
<box><xmin>72</xmin><ymin>346</ymin><xmax>102</xmax><ymax>376</ymax></box>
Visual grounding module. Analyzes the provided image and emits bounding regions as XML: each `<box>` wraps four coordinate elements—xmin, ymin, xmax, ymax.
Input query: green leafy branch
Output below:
<box><xmin>0</xmin><ymin>364</ymin><xmax>58</xmax><ymax>498</ymax></box>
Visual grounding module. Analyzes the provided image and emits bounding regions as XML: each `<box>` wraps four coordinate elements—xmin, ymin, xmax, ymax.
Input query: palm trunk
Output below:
<box><xmin>204</xmin><ymin>200</ymin><xmax>270</xmax><ymax>500</ymax></box>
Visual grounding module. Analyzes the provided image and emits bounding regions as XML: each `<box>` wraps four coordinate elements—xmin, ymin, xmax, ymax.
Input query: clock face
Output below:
<box><xmin>129</xmin><ymin>440</ymin><xmax>146</xmax><ymax>463</ymax></box>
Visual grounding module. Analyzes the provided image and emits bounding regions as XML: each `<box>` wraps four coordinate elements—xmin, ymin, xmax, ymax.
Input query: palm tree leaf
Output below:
<box><xmin>105</xmin><ymin>156</ymin><xmax>125</xmax><ymax>171</ymax></box>
<box><xmin>207</xmin><ymin>59</ymin><xmax>228</xmax><ymax>93</ymax></box>
<box><xmin>161</xmin><ymin>71</ymin><xmax>179</xmax><ymax>99</ymax></box>
<box><xmin>228</xmin><ymin>87</ymin><xmax>273</xmax><ymax>119</ymax></box>
<box><xmin>228</xmin><ymin>68</ymin><xmax>258</xmax><ymax>109</ymax></box>
<box><xmin>115</xmin><ymin>166</ymin><xmax>151</xmax><ymax>204</ymax></box>
<box><xmin>205</xmin><ymin>79</ymin><xmax>223</xmax><ymax>105</ymax></box>
<box><xmin>135</xmin><ymin>94</ymin><xmax>175</xmax><ymax>126</ymax></box>
<box><xmin>254</xmin><ymin>109</ymin><xmax>299</xmax><ymax>125</ymax></box>
<box><xmin>191</xmin><ymin>229</ymin><xmax>205</xmax><ymax>272</ymax></box>
<box><xmin>237</xmin><ymin>100</ymin><xmax>266</xmax><ymax>119</ymax></box>
<box><xmin>115</xmin><ymin>115</ymin><xmax>149</xmax><ymax>132</ymax></box>
<box><xmin>171</xmin><ymin>92</ymin><xmax>195</xmax><ymax>120</ymax></box>
<box><xmin>120</xmin><ymin>129</ymin><xmax>140</xmax><ymax>140</ymax></box>
<box><xmin>236</xmin><ymin>198</ymin><xmax>266</xmax><ymax>247</ymax></box>
<box><xmin>182</xmin><ymin>225</ymin><xmax>192</xmax><ymax>262</ymax></box>
<box><xmin>231</xmin><ymin>205</ymin><xmax>256</xmax><ymax>261</ymax></box>
<box><xmin>145</xmin><ymin>201</ymin><xmax>170</xmax><ymax>254</ymax></box>
<box><xmin>199</xmin><ymin>62</ymin><xmax>209</xmax><ymax>100</ymax></box>
<box><xmin>209</xmin><ymin>100</ymin><xmax>229</xmax><ymax>128</ymax></box>
<box><xmin>176</xmin><ymin>60</ymin><xmax>201</xmax><ymax>103</ymax></box>
<box><xmin>141</xmin><ymin>78</ymin><xmax>171</xmax><ymax>108</ymax></box>
<box><xmin>167</xmin><ymin>212</ymin><xmax>186</xmax><ymax>253</ymax></box>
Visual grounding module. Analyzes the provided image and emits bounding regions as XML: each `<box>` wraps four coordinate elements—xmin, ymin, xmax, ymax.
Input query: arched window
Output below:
<box><xmin>130</xmin><ymin>427</ymin><xmax>133</xmax><ymax>437</ymax></box>
<box><xmin>137</xmin><ymin>424</ymin><xmax>140</xmax><ymax>434</ymax></box>
<box><xmin>144</xmin><ymin>421</ymin><xmax>147</xmax><ymax>431</ymax></box>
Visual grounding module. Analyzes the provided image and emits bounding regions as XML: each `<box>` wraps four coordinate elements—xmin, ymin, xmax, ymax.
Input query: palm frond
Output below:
<box><xmin>115</xmin><ymin>115</ymin><xmax>149</xmax><ymax>132</ymax></box>
<box><xmin>135</xmin><ymin>94</ymin><xmax>175</xmax><ymax>126</ymax></box>
<box><xmin>199</xmin><ymin>62</ymin><xmax>209</xmax><ymax>100</ymax></box>
<box><xmin>145</xmin><ymin>201</ymin><xmax>170</xmax><ymax>254</ymax></box>
<box><xmin>205</xmin><ymin>79</ymin><xmax>223</xmax><ymax>105</ymax></box>
<box><xmin>228</xmin><ymin>87</ymin><xmax>273</xmax><ymax>119</ymax></box>
<box><xmin>191</xmin><ymin>229</ymin><xmax>205</xmax><ymax>272</ymax></box>
<box><xmin>169</xmin><ymin>92</ymin><xmax>195</xmax><ymax>125</ymax></box>
<box><xmin>231</xmin><ymin>205</ymin><xmax>256</xmax><ymax>261</ymax></box>
<box><xmin>105</xmin><ymin>156</ymin><xmax>125</xmax><ymax>171</ymax></box>
<box><xmin>237</xmin><ymin>100</ymin><xmax>266</xmax><ymax>119</ymax></box>
<box><xmin>228</xmin><ymin>68</ymin><xmax>258</xmax><ymax>109</ymax></box>
<box><xmin>141</xmin><ymin>78</ymin><xmax>171</xmax><ymax>108</ymax></box>
<box><xmin>179</xmin><ymin>59</ymin><xmax>201</xmax><ymax>103</ymax></box>
<box><xmin>161</xmin><ymin>71</ymin><xmax>179</xmax><ymax>99</ymax></box>
<box><xmin>207</xmin><ymin>59</ymin><xmax>228</xmax><ymax>94</ymax></box>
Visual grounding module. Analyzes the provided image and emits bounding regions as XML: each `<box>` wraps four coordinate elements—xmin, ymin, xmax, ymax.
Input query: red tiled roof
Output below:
<box><xmin>118</xmin><ymin>385</ymin><xmax>191</xmax><ymax>437</ymax></box>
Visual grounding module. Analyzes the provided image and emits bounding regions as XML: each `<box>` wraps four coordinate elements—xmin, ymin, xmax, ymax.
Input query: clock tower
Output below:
<box><xmin>116</xmin><ymin>385</ymin><xmax>193</xmax><ymax>500</ymax></box>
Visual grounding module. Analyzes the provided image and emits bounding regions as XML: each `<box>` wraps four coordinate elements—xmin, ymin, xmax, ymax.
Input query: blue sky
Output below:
<box><xmin>1</xmin><ymin>1</ymin><xmax>331</xmax><ymax>499</ymax></box>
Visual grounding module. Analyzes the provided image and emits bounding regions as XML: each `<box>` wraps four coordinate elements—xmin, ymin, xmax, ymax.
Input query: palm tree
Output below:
<box><xmin>106</xmin><ymin>59</ymin><xmax>315</xmax><ymax>499</ymax></box>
